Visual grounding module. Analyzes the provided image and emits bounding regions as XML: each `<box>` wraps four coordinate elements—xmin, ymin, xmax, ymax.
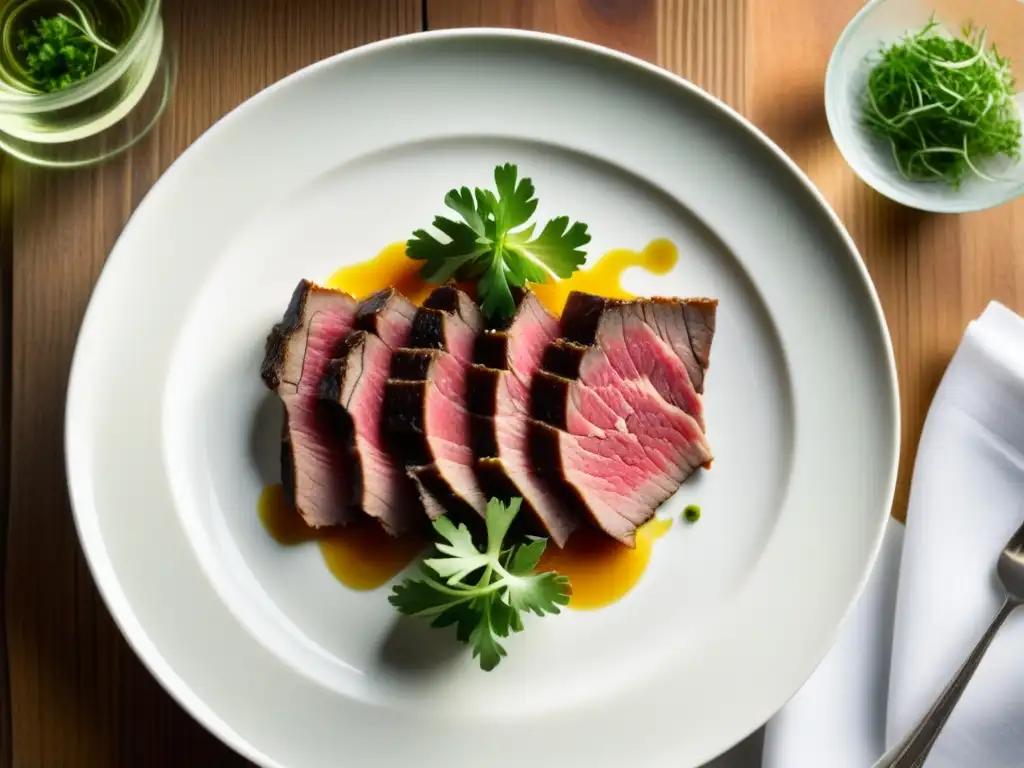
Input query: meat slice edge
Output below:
<box><xmin>406</xmin><ymin>283</ymin><xmax>484</xmax><ymax>361</ymax></box>
<box><xmin>319</xmin><ymin>288</ymin><xmax>422</xmax><ymax>534</ymax></box>
<box><xmin>465</xmin><ymin>292</ymin><xmax>580</xmax><ymax>547</ymax></box>
<box><xmin>531</xmin><ymin>298</ymin><xmax>716</xmax><ymax>545</ymax></box>
<box><xmin>261</xmin><ymin>279</ymin><xmax>358</xmax><ymax>528</ymax></box>
<box><xmin>530</xmin><ymin>362</ymin><xmax>711</xmax><ymax>545</ymax></box>
<box><xmin>384</xmin><ymin>348</ymin><xmax>487</xmax><ymax>520</ymax></box>
<box><xmin>560</xmin><ymin>292</ymin><xmax>717</xmax><ymax>394</ymax></box>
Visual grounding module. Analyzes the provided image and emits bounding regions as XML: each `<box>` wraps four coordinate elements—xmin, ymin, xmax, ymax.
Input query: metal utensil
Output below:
<box><xmin>873</xmin><ymin>517</ymin><xmax>1024</xmax><ymax>768</ymax></box>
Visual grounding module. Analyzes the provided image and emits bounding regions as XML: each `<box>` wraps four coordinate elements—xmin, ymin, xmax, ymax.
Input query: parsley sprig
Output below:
<box><xmin>389</xmin><ymin>497</ymin><xmax>570</xmax><ymax>671</ymax></box>
<box><xmin>16</xmin><ymin>8</ymin><xmax>119</xmax><ymax>94</ymax></box>
<box><xmin>407</xmin><ymin>163</ymin><xmax>591</xmax><ymax>320</ymax></box>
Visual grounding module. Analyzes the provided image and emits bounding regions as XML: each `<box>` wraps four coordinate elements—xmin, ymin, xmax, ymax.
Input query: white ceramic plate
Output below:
<box><xmin>66</xmin><ymin>30</ymin><xmax>899</xmax><ymax>768</ymax></box>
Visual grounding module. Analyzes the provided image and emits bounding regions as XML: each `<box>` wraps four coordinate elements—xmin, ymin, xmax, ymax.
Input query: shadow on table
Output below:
<box><xmin>701</xmin><ymin>729</ymin><xmax>765</xmax><ymax>768</ymax></box>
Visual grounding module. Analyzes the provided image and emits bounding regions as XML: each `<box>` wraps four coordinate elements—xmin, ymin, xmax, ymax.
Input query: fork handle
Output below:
<box><xmin>873</xmin><ymin>598</ymin><xmax>1020</xmax><ymax>768</ymax></box>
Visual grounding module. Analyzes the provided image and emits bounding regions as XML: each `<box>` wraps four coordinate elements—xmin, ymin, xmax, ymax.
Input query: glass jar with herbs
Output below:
<box><xmin>0</xmin><ymin>0</ymin><xmax>171</xmax><ymax>167</ymax></box>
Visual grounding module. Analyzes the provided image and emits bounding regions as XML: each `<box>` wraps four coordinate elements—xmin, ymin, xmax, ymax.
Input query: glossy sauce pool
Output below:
<box><xmin>259</xmin><ymin>238</ymin><xmax>682</xmax><ymax>608</ymax></box>
<box><xmin>258</xmin><ymin>484</ymin><xmax>426</xmax><ymax>590</ymax></box>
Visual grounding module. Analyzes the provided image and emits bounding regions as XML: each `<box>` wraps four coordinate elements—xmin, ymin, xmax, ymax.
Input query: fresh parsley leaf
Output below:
<box><xmin>468</xmin><ymin>601</ymin><xmax>508</xmax><ymax>671</ymax></box>
<box><xmin>492</xmin><ymin>163</ymin><xmax>537</xmax><ymax>231</ymax></box>
<box><xmin>406</xmin><ymin>163</ymin><xmax>591</xmax><ymax>321</ymax></box>
<box><xmin>477</xmin><ymin>251</ymin><xmax>517</xmax><ymax>321</ymax></box>
<box><xmin>507</xmin><ymin>216</ymin><xmax>591</xmax><ymax>279</ymax></box>
<box><xmin>389</xmin><ymin>497</ymin><xmax>571</xmax><ymax>671</ymax></box>
<box><xmin>509</xmin><ymin>536</ymin><xmax>547</xmax><ymax>575</ymax></box>
<box><xmin>510</xmin><ymin>570</ymin><xmax>574</xmax><ymax>618</ymax></box>
<box><xmin>444</xmin><ymin>187</ymin><xmax>486</xmax><ymax>236</ymax></box>
<box><xmin>483</xmin><ymin>495</ymin><xmax>518</xmax><ymax>551</ymax></box>
<box><xmin>430</xmin><ymin>600</ymin><xmax>479</xmax><ymax>644</ymax></box>
<box><xmin>423</xmin><ymin>516</ymin><xmax>490</xmax><ymax>584</ymax></box>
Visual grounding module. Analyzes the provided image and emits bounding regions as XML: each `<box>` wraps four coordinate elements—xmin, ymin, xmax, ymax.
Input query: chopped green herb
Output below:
<box><xmin>407</xmin><ymin>163</ymin><xmax>591</xmax><ymax>320</ymax></box>
<box><xmin>15</xmin><ymin>6</ymin><xmax>119</xmax><ymax>94</ymax></box>
<box><xmin>683</xmin><ymin>504</ymin><xmax>701</xmax><ymax>523</ymax></box>
<box><xmin>862</xmin><ymin>16</ymin><xmax>1022</xmax><ymax>187</ymax></box>
<box><xmin>389</xmin><ymin>497</ymin><xmax>570</xmax><ymax>671</ymax></box>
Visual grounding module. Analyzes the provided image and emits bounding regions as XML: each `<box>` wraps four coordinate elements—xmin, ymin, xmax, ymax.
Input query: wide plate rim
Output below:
<box><xmin>64</xmin><ymin>27</ymin><xmax>900</xmax><ymax>768</ymax></box>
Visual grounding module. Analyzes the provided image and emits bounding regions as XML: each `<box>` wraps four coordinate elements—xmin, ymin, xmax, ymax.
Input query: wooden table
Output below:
<box><xmin>2</xmin><ymin>0</ymin><xmax>1020</xmax><ymax>764</ymax></box>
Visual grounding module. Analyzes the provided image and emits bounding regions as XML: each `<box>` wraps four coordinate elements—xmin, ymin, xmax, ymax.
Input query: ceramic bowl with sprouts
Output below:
<box><xmin>827</xmin><ymin>0</ymin><xmax>1024</xmax><ymax>213</ymax></box>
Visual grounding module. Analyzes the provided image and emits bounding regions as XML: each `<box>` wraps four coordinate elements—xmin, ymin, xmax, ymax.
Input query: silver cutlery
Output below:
<box><xmin>873</xmin><ymin>517</ymin><xmax>1024</xmax><ymax>767</ymax></box>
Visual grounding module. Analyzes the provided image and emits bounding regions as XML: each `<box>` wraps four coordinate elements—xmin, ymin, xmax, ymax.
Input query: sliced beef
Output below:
<box><xmin>353</xmin><ymin>287</ymin><xmax>417</xmax><ymax>345</ymax></box>
<box><xmin>384</xmin><ymin>285</ymin><xmax>487</xmax><ymax>519</ymax></box>
<box><xmin>261</xmin><ymin>279</ymin><xmax>358</xmax><ymax>528</ymax></box>
<box><xmin>547</xmin><ymin>308</ymin><xmax>706</xmax><ymax>430</ymax></box>
<box><xmin>465</xmin><ymin>292</ymin><xmax>579</xmax><ymax>547</ymax></box>
<box><xmin>319</xmin><ymin>289</ymin><xmax>421</xmax><ymax>534</ymax></box>
<box><xmin>530</xmin><ymin>293</ymin><xmax>716</xmax><ymax>546</ymax></box>
<box><xmin>559</xmin><ymin>292</ymin><xmax>717</xmax><ymax>393</ymax></box>
<box><xmin>385</xmin><ymin>350</ymin><xmax>487</xmax><ymax>519</ymax></box>
<box><xmin>406</xmin><ymin>283</ymin><xmax>482</xmax><ymax>360</ymax></box>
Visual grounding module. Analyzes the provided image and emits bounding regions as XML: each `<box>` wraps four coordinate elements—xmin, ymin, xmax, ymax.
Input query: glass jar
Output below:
<box><xmin>0</xmin><ymin>0</ymin><xmax>172</xmax><ymax>167</ymax></box>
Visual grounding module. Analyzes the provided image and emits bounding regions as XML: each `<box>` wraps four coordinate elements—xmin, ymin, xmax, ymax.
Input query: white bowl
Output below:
<box><xmin>826</xmin><ymin>0</ymin><xmax>1024</xmax><ymax>212</ymax></box>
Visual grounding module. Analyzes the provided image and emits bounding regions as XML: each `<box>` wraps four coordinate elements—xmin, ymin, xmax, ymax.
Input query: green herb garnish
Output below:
<box><xmin>683</xmin><ymin>504</ymin><xmax>701</xmax><ymax>523</ymax></box>
<box><xmin>389</xmin><ymin>497</ymin><xmax>570</xmax><ymax>671</ymax></box>
<box><xmin>407</xmin><ymin>163</ymin><xmax>591</xmax><ymax>320</ymax></box>
<box><xmin>862</xmin><ymin>16</ymin><xmax>1022</xmax><ymax>187</ymax></box>
<box><xmin>15</xmin><ymin>7</ymin><xmax>118</xmax><ymax>94</ymax></box>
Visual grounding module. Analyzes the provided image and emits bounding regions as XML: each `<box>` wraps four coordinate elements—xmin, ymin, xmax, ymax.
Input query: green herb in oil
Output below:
<box><xmin>16</xmin><ymin>7</ymin><xmax>117</xmax><ymax>92</ymax></box>
<box><xmin>862</xmin><ymin>16</ymin><xmax>1022</xmax><ymax>187</ymax></box>
<box><xmin>0</xmin><ymin>0</ymin><xmax>141</xmax><ymax>95</ymax></box>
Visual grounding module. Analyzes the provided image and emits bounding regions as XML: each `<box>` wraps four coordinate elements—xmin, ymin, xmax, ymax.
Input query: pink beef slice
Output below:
<box><xmin>541</xmin><ymin>310</ymin><xmax>706</xmax><ymax>431</ymax></box>
<box><xmin>464</xmin><ymin>291</ymin><xmax>580</xmax><ymax>547</ymax></box>
<box><xmin>529</xmin><ymin>292</ymin><xmax>717</xmax><ymax>547</ymax></box>
<box><xmin>405</xmin><ymin>283</ymin><xmax>481</xmax><ymax>359</ymax></box>
<box><xmin>319</xmin><ymin>288</ymin><xmax>422</xmax><ymax>534</ymax></box>
<box><xmin>384</xmin><ymin>350</ymin><xmax>488</xmax><ymax>520</ymax></box>
<box><xmin>383</xmin><ymin>284</ymin><xmax>487</xmax><ymax>519</ymax></box>
<box><xmin>558</xmin><ymin>292</ymin><xmax>717</xmax><ymax>394</ymax></box>
<box><xmin>260</xmin><ymin>279</ymin><xmax>358</xmax><ymax>528</ymax></box>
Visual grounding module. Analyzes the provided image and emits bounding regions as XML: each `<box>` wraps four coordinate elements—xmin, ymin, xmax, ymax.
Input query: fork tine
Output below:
<box><xmin>1005</xmin><ymin>517</ymin><xmax>1024</xmax><ymax>554</ymax></box>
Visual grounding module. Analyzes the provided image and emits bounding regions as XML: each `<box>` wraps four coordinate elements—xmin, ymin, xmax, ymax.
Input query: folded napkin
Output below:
<box><xmin>757</xmin><ymin>301</ymin><xmax>1024</xmax><ymax>768</ymax></box>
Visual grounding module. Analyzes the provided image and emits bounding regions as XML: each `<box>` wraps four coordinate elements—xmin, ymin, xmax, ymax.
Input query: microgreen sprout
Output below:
<box><xmin>862</xmin><ymin>15</ymin><xmax>1022</xmax><ymax>187</ymax></box>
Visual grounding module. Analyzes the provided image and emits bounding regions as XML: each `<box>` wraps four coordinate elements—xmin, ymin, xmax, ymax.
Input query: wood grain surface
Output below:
<box><xmin>3</xmin><ymin>0</ymin><xmax>1021</xmax><ymax>765</ymax></box>
<box><xmin>3</xmin><ymin>3</ymin><xmax>421</xmax><ymax>766</ymax></box>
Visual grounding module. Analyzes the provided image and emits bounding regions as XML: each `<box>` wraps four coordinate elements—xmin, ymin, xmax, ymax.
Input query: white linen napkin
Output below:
<box><xmin>753</xmin><ymin>300</ymin><xmax>1024</xmax><ymax>768</ymax></box>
